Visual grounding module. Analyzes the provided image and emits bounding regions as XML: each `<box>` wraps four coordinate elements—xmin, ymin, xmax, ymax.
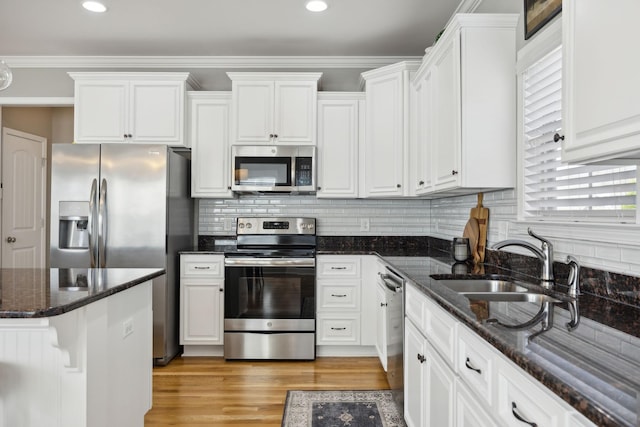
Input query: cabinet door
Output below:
<box><xmin>317</xmin><ymin>98</ymin><xmax>360</xmax><ymax>198</ymax></box>
<box><xmin>274</xmin><ymin>81</ymin><xmax>317</xmax><ymax>145</ymax></box>
<box><xmin>189</xmin><ymin>93</ymin><xmax>233</xmax><ymax>198</ymax></box>
<box><xmin>74</xmin><ymin>80</ymin><xmax>129</xmax><ymax>143</ymax></box>
<box><xmin>130</xmin><ymin>81</ymin><xmax>184</xmax><ymax>144</ymax></box>
<box><xmin>413</xmin><ymin>69</ymin><xmax>434</xmax><ymax>195</ymax></box>
<box><xmin>231</xmin><ymin>80</ymin><xmax>274</xmax><ymax>144</ymax></box>
<box><xmin>405</xmin><ymin>319</ymin><xmax>426</xmax><ymax>427</ymax></box>
<box><xmin>181</xmin><ymin>279</ymin><xmax>224</xmax><ymax>345</ymax></box>
<box><xmin>562</xmin><ymin>0</ymin><xmax>640</xmax><ymax>164</ymax></box>
<box><xmin>455</xmin><ymin>380</ymin><xmax>497</xmax><ymax>427</ymax></box>
<box><xmin>432</xmin><ymin>34</ymin><xmax>461</xmax><ymax>191</ymax></box>
<box><xmin>364</xmin><ymin>73</ymin><xmax>405</xmax><ymax>197</ymax></box>
<box><xmin>405</xmin><ymin>319</ymin><xmax>455</xmax><ymax>427</ymax></box>
<box><xmin>375</xmin><ymin>282</ymin><xmax>387</xmax><ymax>370</ymax></box>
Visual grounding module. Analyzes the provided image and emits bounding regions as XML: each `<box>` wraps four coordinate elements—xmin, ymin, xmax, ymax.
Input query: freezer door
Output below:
<box><xmin>100</xmin><ymin>144</ymin><xmax>167</xmax><ymax>268</ymax></box>
<box><xmin>50</xmin><ymin>144</ymin><xmax>100</xmax><ymax>268</ymax></box>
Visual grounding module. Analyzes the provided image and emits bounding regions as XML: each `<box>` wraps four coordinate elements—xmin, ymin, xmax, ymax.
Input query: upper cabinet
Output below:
<box><xmin>412</xmin><ymin>14</ymin><xmax>518</xmax><ymax>196</ymax></box>
<box><xmin>361</xmin><ymin>62</ymin><xmax>420</xmax><ymax>198</ymax></box>
<box><xmin>69</xmin><ymin>72</ymin><xmax>190</xmax><ymax>146</ymax></box>
<box><xmin>316</xmin><ymin>93</ymin><xmax>364</xmax><ymax>198</ymax></box>
<box><xmin>227</xmin><ymin>72</ymin><xmax>322</xmax><ymax>146</ymax></box>
<box><xmin>561</xmin><ymin>0</ymin><xmax>640</xmax><ymax>164</ymax></box>
<box><xmin>188</xmin><ymin>92</ymin><xmax>233</xmax><ymax>198</ymax></box>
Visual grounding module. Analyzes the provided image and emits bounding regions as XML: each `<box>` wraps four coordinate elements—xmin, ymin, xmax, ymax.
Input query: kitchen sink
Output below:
<box><xmin>463</xmin><ymin>292</ymin><xmax>562</xmax><ymax>303</ymax></box>
<box><xmin>436</xmin><ymin>279</ymin><xmax>529</xmax><ymax>293</ymax></box>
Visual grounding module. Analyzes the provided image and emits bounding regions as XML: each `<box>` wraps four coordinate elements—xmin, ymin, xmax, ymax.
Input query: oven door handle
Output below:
<box><xmin>224</xmin><ymin>257</ymin><xmax>316</xmax><ymax>267</ymax></box>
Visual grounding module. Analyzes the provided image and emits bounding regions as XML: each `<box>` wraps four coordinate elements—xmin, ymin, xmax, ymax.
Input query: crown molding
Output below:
<box><xmin>0</xmin><ymin>56</ymin><xmax>422</xmax><ymax>69</ymax></box>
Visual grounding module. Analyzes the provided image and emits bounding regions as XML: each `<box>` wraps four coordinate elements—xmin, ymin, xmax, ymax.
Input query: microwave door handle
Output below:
<box><xmin>88</xmin><ymin>178</ymin><xmax>98</xmax><ymax>268</ymax></box>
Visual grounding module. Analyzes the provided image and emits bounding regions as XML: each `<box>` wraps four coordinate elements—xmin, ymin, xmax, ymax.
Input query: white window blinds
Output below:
<box><xmin>522</xmin><ymin>46</ymin><xmax>637</xmax><ymax>223</ymax></box>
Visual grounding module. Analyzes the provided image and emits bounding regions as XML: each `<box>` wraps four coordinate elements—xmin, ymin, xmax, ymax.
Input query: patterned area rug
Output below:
<box><xmin>281</xmin><ymin>390</ymin><xmax>406</xmax><ymax>427</ymax></box>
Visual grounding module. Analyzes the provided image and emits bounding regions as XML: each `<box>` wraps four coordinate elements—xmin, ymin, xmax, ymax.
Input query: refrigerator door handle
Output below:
<box><xmin>98</xmin><ymin>178</ymin><xmax>108</xmax><ymax>268</ymax></box>
<box><xmin>88</xmin><ymin>178</ymin><xmax>98</xmax><ymax>267</ymax></box>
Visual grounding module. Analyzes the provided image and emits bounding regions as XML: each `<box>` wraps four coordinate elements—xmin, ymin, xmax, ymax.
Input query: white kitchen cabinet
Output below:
<box><xmin>316</xmin><ymin>93</ymin><xmax>364</xmax><ymax>198</ymax></box>
<box><xmin>361</xmin><ymin>61</ymin><xmax>420</xmax><ymax>198</ymax></box>
<box><xmin>406</xmin><ymin>280</ymin><xmax>598</xmax><ymax>427</ymax></box>
<box><xmin>180</xmin><ymin>254</ymin><xmax>224</xmax><ymax>351</ymax></box>
<box><xmin>561</xmin><ymin>0</ymin><xmax>640</xmax><ymax>164</ymax></box>
<box><xmin>375</xmin><ymin>279</ymin><xmax>388</xmax><ymax>370</ymax></box>
<box><xmin>70</xmin><ymin>72</ymin><xmax>189</xmax><ymax>146</ymax></box>
<box><xmin>405</xmin><ymin>318</ymin><xmax>456</xmax><ymax>427</ymax></box>
<box><xmin>412</xmin><ymin>14</ymin><xmax>518</xmax><ymax>196</ymax></box>
<box><xmin>188</xmin><ymin>92</ymin><xmax>233</xmax><ymax>198</ymax></box>
<box><xmin>411</xmin><ymin>61</ymin><xmax>434</xmax><ymax>195</ymax></box>
<box><xmin>316</xmin><ymin>256</ymin><xmax>363</xmax><ymax>347</ymax></box>
<box><xmin>227</xmin><ymin>72</ymin><xmax>321</xmax><ymax>145</ymax></box>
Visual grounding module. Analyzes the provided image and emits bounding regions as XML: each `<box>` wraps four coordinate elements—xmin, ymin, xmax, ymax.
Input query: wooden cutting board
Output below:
<box><xmin>469</xmin><ymin>193</ymin><xmax>489</xmax><ymax>263</ymax></box>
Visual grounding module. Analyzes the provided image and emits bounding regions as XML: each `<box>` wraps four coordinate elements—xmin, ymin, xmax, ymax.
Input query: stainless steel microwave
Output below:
<box><xmin>231</xmin><ymin>145</ymin><xmax>316</xmax><ymax>193</ymax></box>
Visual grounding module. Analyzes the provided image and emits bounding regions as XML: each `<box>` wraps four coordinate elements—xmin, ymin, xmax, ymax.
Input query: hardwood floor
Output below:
<box><xmin>144</xmin><ymin>356</ymin><xmax>389</xmax><ymax>426</ymax></box>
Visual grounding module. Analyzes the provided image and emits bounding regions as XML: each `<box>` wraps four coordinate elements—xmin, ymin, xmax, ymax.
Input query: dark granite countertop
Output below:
<box><xmin>0</xmin><ymin>268</ymin><xmax>165</xmax><ymax>318</ymax></box>
<box><xmin>371</xmin><ymin>252</ymin><xmax>640</xmax><ymax>427</ymax></box>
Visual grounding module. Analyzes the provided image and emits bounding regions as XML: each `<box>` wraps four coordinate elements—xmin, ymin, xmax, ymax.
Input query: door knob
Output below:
<box><xmin>6</xmin><ymin>236</ymin><xmax>16</xmax><ymax>243</ymax></box>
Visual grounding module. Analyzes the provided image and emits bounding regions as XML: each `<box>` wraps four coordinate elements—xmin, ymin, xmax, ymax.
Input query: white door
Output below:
<box><xmin>1</xmin><ymin>127</ymin><xmax>47</xmax><ymax>268</ymax></box>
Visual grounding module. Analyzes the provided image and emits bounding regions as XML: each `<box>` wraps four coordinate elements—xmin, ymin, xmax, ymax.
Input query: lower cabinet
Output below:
<box><xmin>180</xmin><ymin>254</ymin><xmax>225</xmax><ymax>355</ymax></box>
<box><xmin>375</xmin><ymin>278</ymin><xmax>388</xmax><ymax>370</ymax></box>
<box><xmin>405</xmin><ymin>319</ymin><xmax>456</xmax><ymax>427</ymax></box>
<box><xmin>404</xmin><ymin>282</ymin><xmax>596</xmax><ymax>427</ymax></box>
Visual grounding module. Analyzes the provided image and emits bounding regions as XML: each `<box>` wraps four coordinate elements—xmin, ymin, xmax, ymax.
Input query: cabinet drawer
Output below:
<box><xmin>317</xmin><ymin>256</ymin><xmax>361</xmax><ymax>278</ymax></box>
<box><xmin>316</xmin><ymin>314</ymin><xmax>360</xmax><ymax>345</ymax></box>
<box><xmin>405</xmin><ymin>282</ymin><xmax>425</xmax><ymax>328</ymax></box>
<box><xmin>496</xmin><ymin>357</ymin><xmax>566</xmax><ymax>427</ymax></box>
<box><xmin>423</xmin><ymin>296</ymin><xmax>457</xmax><ymax>368</ymax></box>
<box><xmin>457</xmin><ymin>325</ymin><xmax>495</xmax><ymax>407</ymax></box>
<box><xmin>317</xmin><ymin>280</ymin><xmax>360</xmax><ymax>311</ymax></box>
<box><xmin>181</xmin><ymin>255</ymin><xmax>224</xmax><ymax>277</ymax></box>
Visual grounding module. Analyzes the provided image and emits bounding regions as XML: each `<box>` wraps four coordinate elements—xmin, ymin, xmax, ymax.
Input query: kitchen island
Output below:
<box><xmin>0</xmin><ymin>267</ymin><xmax>164</xmax><ymax>427</ymax></box>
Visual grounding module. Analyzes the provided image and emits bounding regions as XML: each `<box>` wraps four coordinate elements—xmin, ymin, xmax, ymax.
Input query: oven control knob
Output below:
<box><xmin>267</xmin><ymin>321</ymin><xmax>273</xmax><ymax>328</ymax></box>
<box><xmin>246</xmin><ymin>223</ymin><xmax>252</xmax><ymax>229</ymax></box>
<box><xmin>238</xmin><ymin>223</ymin><xmax>244</xmax><ymax>229</ymax></box>
<box><xmin>308</xmin><ymin>223</ymin><xmax>314</xmax><ymax>229</ymax></box>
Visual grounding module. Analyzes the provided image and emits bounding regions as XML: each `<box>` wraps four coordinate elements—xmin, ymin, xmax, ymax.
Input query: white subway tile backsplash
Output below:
<box><xmin>197</xmin><ymin>188</ymin><xmax>640</xmax><ymax>276</ymax></box>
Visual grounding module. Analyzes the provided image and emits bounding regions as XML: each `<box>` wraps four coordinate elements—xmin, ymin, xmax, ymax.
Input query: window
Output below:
<box><xmin>522</xmin><ymin>46</ymin><xmax>637</xmax><ymax>223</ymax></box>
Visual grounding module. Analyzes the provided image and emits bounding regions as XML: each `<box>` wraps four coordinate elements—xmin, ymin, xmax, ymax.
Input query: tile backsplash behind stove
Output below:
<box><xmin>198</xmin><ymin>195</ymin><xmax>431</xmax><ymax>236</ymax></box>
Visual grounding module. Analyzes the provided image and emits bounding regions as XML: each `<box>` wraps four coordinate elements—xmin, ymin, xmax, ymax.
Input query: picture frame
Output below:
<box><xmin>524</xmin><ymin>0</ymin><xmax>562</xmax><ymax>40</ymax></box>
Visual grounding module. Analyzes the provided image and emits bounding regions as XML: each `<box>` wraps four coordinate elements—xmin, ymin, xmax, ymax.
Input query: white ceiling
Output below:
<box><xmin>0</xmin><ymin>0</ymin><xmax>462</xmax><ymax>57</ymax></box>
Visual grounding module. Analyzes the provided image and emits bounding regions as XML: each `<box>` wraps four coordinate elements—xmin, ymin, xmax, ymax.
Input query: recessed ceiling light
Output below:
<box><xmin>306</xmin><ymin>0</ymin><xmax>328</xmax><ymax>12</ymax></box>
<box><xmin>82</xmin><ymin>1</ymin><xmax>107</xmax><ymax>13</ymax></box>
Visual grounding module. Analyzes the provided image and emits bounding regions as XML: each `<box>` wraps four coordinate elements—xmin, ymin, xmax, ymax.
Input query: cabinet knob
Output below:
<box><xmin>219</xmin><ymin>288</ymin><xmax>224</xmax><ymax>292</ymax></box>
<box><xmin>553</xmin><ymin>133</ymin><xmax>565</xmax><ymax>142</ymax></box>
<box><xmin>418</xmin><ymin>180</ymin><xmax>425</xmax><ymax>186</ymax></box>
<box><xmin>269</xmin><ymin>133</ymin><xmax>275</xmax><ymax>139</ymax></box>
<box><xmin>417</xmin><ymin>353</ymin><xmax>426</xmax><ymax>363</ymax></box>
<box><xmin>228</xmin><ymin>186</ymin><xmax>232</xmax><ymax>190</ymax></box>
<box><xmin>451</xmin><ymin>170</ymin><xmax>459</xmax><ymax>176</ymax></box>
<box><xmin>6</xmin><ymin>236</ymin><xmax>16</xmax><ymax>243</ymax></box>
<box><xmin>397</xmin><ymin>184</ymin><xmax>401</xmax><ymax>188</ymax></box>
<box><xmin>317</xmin><ymin>186</ymin><xmax>322</xmax><ymax>191</ymax></box>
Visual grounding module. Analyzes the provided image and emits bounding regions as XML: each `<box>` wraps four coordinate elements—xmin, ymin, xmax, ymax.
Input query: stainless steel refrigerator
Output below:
<box><xmin>50</xmin><ymin>143</ymin><xmax>194</xmax><ymax>365</ymax></box>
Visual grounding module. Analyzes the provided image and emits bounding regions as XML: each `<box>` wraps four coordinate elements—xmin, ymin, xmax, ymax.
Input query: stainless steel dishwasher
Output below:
<box><xmin>379</xmin><ymin>266</ymin><xmax>405</xmax><ymax>415</ymax></box>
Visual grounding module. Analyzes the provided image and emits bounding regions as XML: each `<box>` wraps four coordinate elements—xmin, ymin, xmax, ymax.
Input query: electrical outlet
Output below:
<box><xmin>123</xmin><ymin>318</ymin><xmax>134</xmax><ymax>338</ymax></box>
<box><xmin>360</xmin><ymin>218</ymin><xmax>370</xmax><ymax>232</ymax></box>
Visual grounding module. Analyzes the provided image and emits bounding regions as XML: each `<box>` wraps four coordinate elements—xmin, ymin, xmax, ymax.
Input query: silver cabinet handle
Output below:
<box><xmin>330</xmin><ymin>327</ymin><xmax>346</xmax><ymax>331</ymax></box>
<box><xmin>511</xmin><ymin>402</ymin><xmax>537</xmax><ymax>427</ymax></box>
<box><xmin>331</xmin><ymin>266</ymin><xmax>347</xmax><ymax>270</ymax></box>
<box><xmin>331</xmin><ymin>294</ymin><xmax>347</xmax><ymax>297</ymax></box>
<box><xmin>6</xmin><ymin>237</ymin><xmax>16</xmax><ymax>243</ymax></box>
<box><xmin>380</xmin><ymin>302</ymin><xmax>388</xmax><ymax>307</ymax></box>
<box><xmin>465</xmin><ymin>357</ymin><xmax>482</xmax><ymax>374</ymax></box>
<box><xmin>194</xmin><ymin>266</ymin><xmax>211</xmax><ymax>270</ymax></box>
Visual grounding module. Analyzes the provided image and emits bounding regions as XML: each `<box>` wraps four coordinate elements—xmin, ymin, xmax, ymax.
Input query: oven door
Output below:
<box><xmin>224</xmin><ymin>258</ymin><xmax>316</xmax><ymax>331</ymax></box>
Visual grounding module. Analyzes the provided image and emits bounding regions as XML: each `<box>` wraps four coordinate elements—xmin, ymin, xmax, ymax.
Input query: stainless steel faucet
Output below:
<box><xmin>492</xmin><ymin>228</ymin><xmax>555</xmax><ymax>286</ymax></box>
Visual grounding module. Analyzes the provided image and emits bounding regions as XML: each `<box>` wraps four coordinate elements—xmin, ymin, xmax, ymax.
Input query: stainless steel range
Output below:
<box><xmin>224</xmin><ymin>217</ymin><xmax>316</xmax><ymax>360</ymax></box>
